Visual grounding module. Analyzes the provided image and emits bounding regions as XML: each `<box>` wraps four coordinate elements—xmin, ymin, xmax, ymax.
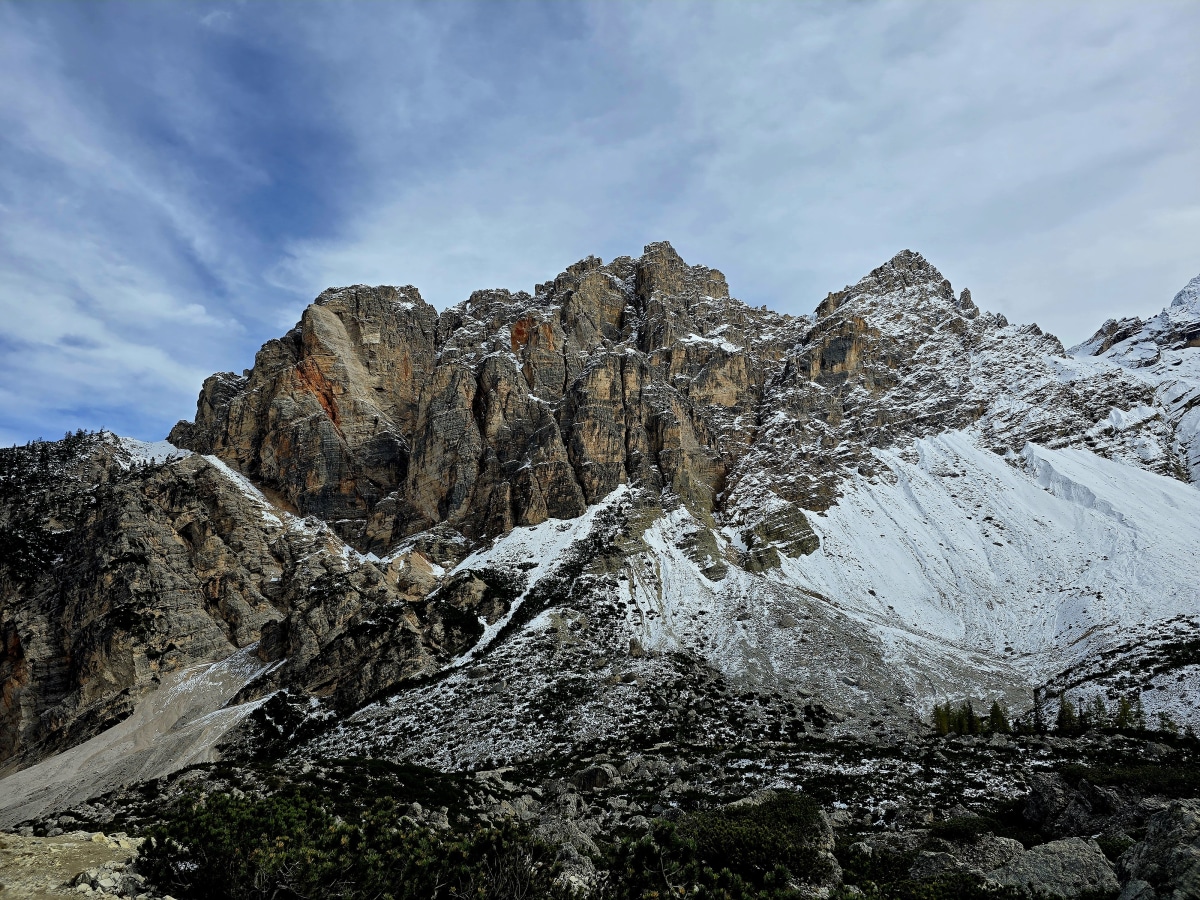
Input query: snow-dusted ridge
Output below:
<box><xmin>445</xmin><ymin>484</ymin><xmax>631</xmax><ymax>670</ymax></box>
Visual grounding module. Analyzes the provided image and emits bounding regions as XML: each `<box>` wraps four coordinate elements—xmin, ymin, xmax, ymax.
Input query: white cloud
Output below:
<box><xmin>1</xmin><ymin>1</ymin><xmax>1198</xmax><ymax>445</ymax></box>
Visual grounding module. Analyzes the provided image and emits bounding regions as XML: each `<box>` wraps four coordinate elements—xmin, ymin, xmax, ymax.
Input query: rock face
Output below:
<box><xmin>0</xmin><ymin>436</ymin><xmax>283</xmax><ymax>772</ymax></box>
<box><xmin>986</xmin><ymin>837</ymin><xmax>1119</xmax><ymax>899</ymax></box>
<box><xmin>1072</xmin><ymin>273</ymin><xmax>1200</xmax><ymax>482</ymax></box>
<box><xmin>1118</xmin><ymin>800</ymin><xmax>1200</xmax><ymax>900</ymax></box>
<box><xmin>170</xmin><ymin>240</ymin><xmax>1199</xmax><ymax>563</ymax></box>
<box><xmin>4</xmin><ymin>241</ymin><xmax>1200</xmax><ymax>802</ymax></box>
<box><xmin>0</xmin><ymin>436</ymin><xmax>504</xmax><ymax>774</ymax></box>
<box><xmin>169</xmin><ymin>245</ymin><xmax>801</xmax><ymax>552</ymax></box>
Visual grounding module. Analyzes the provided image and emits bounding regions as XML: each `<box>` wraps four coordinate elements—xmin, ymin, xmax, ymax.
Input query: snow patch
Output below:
<box><xmin>115</xmin><ymin>437</ymin><xmax>191</xmax><ymax>468</ymax></box>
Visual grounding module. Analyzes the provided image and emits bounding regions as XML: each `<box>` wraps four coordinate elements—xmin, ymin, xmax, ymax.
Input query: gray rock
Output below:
<box><xmin>986</xmin><ymin>837</ymin><xmax>1118</xmax><ymax>899</ymax></box>
<box><xmin>909</xmin><ymin>850</ymin><xmax>973</xmax><ymax>881</ymax></box>
<box><xmin>574</xmin><ymin>764</ymin><xmax>620</xmax><ymax>792</ymax></box>
<box><xmin>960</xmin><ymin>833</ymin><xmax>1026</xmax><ymax>873</ymax></box>
<box><xmin>1116</xmin><ymin>880</ymin><xmax>1155</xmax><ymax>900</ymax></box>
<box><xmin>1118</xmin><ymin>799</ymin><xmax>1200</xmax><ymax>900</ymax></box>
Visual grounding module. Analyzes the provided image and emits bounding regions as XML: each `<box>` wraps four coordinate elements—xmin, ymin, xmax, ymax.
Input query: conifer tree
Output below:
<box><xmin>1056</xmin><ymin>694</ymin><xmax>1078</xmax><ymax>735</ymax></box>
<box><xmin>1114</xmin><ymin>696</ymin><xmax>1132</xmax><ymax>730</ymax></box>
<box><xmin>1090</xmin><ymin>695</ymin><xmax>1109</xmax><ymax>730</ymax></box>
<box><xmin>1133</xmin><ymin>695</ymin><xmax>1147</xmax><ymax>731</ymax></box>
<box><xmin>1032</xmin><ymin>689</ymin><xmax>1048</xmax><ymax>734</ymax></box>
<box><xmin>965</xmin><ymin>700</ymin><xmax>979</xmax><ymax>735</ymax></box>
<box><xmin>987</xmin><ymin>700</ymin><xmax>1010</xmax><ymax>734</ymax></box>
<box><xmin>932</xmin><ymin>703</ymin><xmax>951</xmax><ymax>736</ymax></box>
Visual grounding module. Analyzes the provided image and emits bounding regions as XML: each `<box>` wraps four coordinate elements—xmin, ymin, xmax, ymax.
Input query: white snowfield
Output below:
<box><xmin>778</xmin><ymin>433</ymin><xmax>1199</xmax><ymax>671</ymax></box>
<box><xmin>602</xmin><ymin>431</ymin><xmax>1200</xmax><ymax>728</ymax></box>
<box><xmin>114</xmin><ymin>436</ymin><xmax>191</xmax><ymax>467</ymax></box>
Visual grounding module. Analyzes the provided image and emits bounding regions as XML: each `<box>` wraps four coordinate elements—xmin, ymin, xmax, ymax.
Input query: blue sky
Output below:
<box><xmin>1</xmin><ymin>1</ymin><xmax>1198</xmax><ymax>446</ymax></box>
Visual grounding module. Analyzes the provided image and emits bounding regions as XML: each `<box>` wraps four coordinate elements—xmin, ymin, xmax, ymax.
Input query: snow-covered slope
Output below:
<box><xmin>782</xmin><ymin>432</ymin><xmax>1199</xmax><ymax>663</ymax></box>
<box><xmin>310</xmin><ymin>425</ymin><xmax>1200</xmax><ymax>771</ymax></box>
<box><xmin>1071</xmin><ymin>273</ymin><xmax>1200</xmax><ymax>481</ymax></box>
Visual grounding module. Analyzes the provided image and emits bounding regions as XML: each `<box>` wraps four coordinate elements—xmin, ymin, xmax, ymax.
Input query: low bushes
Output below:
<box><xmin>139</xmin><ymin>791</ymin><xmax>568</xmax><ymax>900</ymax></box>
<box><xmin>602</xmin><ymin>792</ymin><xmax>834</xmax><ymax>900</ymax></box>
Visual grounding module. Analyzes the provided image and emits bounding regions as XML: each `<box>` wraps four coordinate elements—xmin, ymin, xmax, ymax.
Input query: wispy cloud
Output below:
<box><xmin>0</xmin><ymin>1</ymin><xmax>1197</xmax><ymax>445</ymax></box>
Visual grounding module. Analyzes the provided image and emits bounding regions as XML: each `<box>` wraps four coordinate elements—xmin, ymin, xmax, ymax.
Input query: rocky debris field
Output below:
<box><xmin>3</xmin><ymin>725</ymin><xmax>1197</xmax><ymax>898</ymax></box>
<box><xmin>0</xmin><ymin>830</ymin><xmax>162</xmax><ymax>900</ymax></box>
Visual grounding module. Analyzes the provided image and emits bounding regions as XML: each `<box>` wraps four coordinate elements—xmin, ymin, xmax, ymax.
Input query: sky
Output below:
<box><xmin>1</xmin><ymin>1</ymin><xmax>1198</xmax><ymax>446</ymax></box>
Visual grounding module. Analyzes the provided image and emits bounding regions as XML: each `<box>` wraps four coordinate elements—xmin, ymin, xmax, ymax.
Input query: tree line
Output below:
<box><xmin>931</xmin><ymin>691</ymin><xmax>1191</xmax><ymax>738</ymax></box>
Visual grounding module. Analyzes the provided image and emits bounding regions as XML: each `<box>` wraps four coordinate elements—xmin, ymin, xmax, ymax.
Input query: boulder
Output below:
<box><xmin>1118</xmin><ymin>799</ymin><xmax>1200</xmax><ymax>900</ymax></box>
<box><xmin>986</xmin><ymin>837</ymin><xmax>1118</xmax><ymax>899</ymax></box>
<box><xmin>574</xmin><ymin>763</ymin><xmax>620</xmax><ymax>792</ymax></box>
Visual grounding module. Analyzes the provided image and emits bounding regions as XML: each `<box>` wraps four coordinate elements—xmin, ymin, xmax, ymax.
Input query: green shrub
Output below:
<box><xmin>602</xmin><ymin>792</ymin><xmax>833</xmax><ymax>899</ymax></box>
<box><xmin>140</xmin><ymin>791</ymin><xmax>568</xmax><ymax>900</ymax></box>
<box><xmin>1058</xmin><ymin>762</ymin><xmax>1200</xmax><ymax>799</ymax></box>
<box><xmin>929</xmin><ymin>816</ymin><xmax>996</xmax><ymax>843</ymax></box>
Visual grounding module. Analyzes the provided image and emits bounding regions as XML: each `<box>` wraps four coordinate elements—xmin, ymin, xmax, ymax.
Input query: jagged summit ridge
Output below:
<box><xmin>815</xmin><ymin>249</ymin><xmax>963</xmax><ymax>319</ymax></box>
<box><xmin>168</xmin><ymin>241</ymin><xmax>1196</xmax><ymax>558</ymax></box>
<box><xmin>167</xmin><ymin>242</ymin><xmax>804</xmax><ymax>553</ymax></box>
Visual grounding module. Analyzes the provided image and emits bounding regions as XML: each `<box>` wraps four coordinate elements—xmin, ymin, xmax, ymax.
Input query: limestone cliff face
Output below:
<box><xmin>169</xmin><ymin>243</ymin><xmax>806</xmax><ymax>552</ymax></box>
<box><xmin>171</xmin><ymin>240</ymin><xmax>1193</xmax><ymax>556</ymax></box>
<box><xmin>0</xmin><ymin>436</ymin><xmax>499</xmax><ymax>773</ymax></box>
<box><xmin>7</xmin><ymin>242</ymin><xmax>1196</xmax><ymax>781</ymax></box>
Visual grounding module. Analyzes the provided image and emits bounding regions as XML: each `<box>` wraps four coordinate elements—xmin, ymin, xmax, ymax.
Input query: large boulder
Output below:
<box><xmin>986</xmin><ymin>837</ymin><xmax>1118</xmax><ymax>899</ymax></box>
<box><xmin>1118</xmin><ymin>799</ymin><xmax>1200</xmax><ymax>900</ymax></box>
<box><xmin>909</xmin><ymin>832</ymin><xmax>1026</xmax><ymax>881</ymax></box>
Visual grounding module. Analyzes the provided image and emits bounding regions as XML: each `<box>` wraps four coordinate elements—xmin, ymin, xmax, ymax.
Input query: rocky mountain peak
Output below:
<box><xmin>1073</xmin><ymin>269</ymin><xmax>1200</xmax><ymax>361</ymax></box>
<box><xmin>815</xmin><ymin>249</ymin><xmax>955</xmax><ymax>318</ymax></box>
<box><xmin>1170</xmin><ymin>271</ymin><xmax>1200</xmax><ymax>311</ymax></box>
<box><xmin>5</xmin><ymin>239</ymin><xmax>1200</xmax><ymax>887</ymax></box>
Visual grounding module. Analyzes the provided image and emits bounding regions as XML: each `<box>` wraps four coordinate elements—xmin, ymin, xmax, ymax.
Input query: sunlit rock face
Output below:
<box><xmin>4</xmin><ymin>242</ymin><xmax>1199</xmax><ymax>801</ymax></box>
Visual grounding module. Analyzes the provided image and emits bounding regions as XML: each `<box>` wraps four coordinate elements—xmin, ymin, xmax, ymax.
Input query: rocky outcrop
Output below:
<box><xmin>1118</xmin><ymin>799</ymin><xmax>1200</xmax><ymax>900</ymax></box>
<box><xmin>985</xmin><ymin>837</ymin><xmax>1119</xmax><ymax>899</ymax></box>
<box><xmin>168</xmin><ymin>244</ymin><xmax>808</xmax><ymax>551</ymax></box>
<box><xmin>0</xmin><ymin>437</ymin><xmax>284</xmax><ymax>772</ymax></box>
<box><xmin>0</xmin><ymin>435</ymin><xmax>500</xmax><ymax>773</ymax></box>
<box><xmin>172</xmin><ymin>243</ymin><xmax>1198</xmax><ymax>558</ymax></box>
<box><xmin>1072</xmin><ymin>272</ymin><xmax>1200</xmax><ymax>483</ymax></box>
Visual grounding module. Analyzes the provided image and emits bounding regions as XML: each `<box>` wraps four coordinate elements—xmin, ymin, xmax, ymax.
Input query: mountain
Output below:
<box><xmin>1</xmin><ymin>243</ymin><xmax>1198</xmax><ymax>898</ymax></box>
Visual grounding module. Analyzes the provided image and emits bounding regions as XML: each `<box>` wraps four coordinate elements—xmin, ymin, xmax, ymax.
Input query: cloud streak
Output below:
<box><xmin>0</xmin><ymin>1</ymin><xmax>1197</xmax><ymax>444</ymax></box>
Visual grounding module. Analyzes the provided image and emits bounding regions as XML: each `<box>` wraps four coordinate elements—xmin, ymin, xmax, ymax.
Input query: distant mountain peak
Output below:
<box><xmin>1170</xmin><ymin>271</ymin><xmax>1200</xmax><ymax>311</ymax></box>
<box><xmin>816</xmin><ymin>249</ymin><xmax>955</xmax><ymax>318</ymax></box>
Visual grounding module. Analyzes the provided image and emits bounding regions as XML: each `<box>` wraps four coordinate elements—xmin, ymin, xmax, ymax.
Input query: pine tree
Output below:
<box><xmin>987</xmin><ymin>700</ymin><xmax>1010</xmax><ymax>734</ymax></box>
<box><xmin>1114</xmin><ymin>696</ymin><xmax>1134</xmax><ymax>730</ymax></box>
<box><xmin>1056</xmin><ymin>694</ymin><xmax>1078</xmax><ymax>735</ymax></box>
<box><xmin>932</xmin><ymin>703</ymin><xmax>951</xmax><ymax>736</ymax></box>
<box><xmin>965</xmin><ymin>700</ymin><xmax>979</xmax><ymax>735</ymax></box>
<box><xmin>1032</xmin><ymin>689</ymin><xmax>1048</xmax><ymax>734</ymax></box>
<box><xmin>1157</xmin><ymin>711</ymin><xmax>1178</xmax><ymax>734</ymax></box>
<box><xmin>1133</xmin><ymin>695</ymin><xmax>1147</xmax><ymax>731</ymax></box>
<box><xmin>1090</xmin><ymin>695</ymin><xmax>1109</xmax><ymax>730</ymax></box>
